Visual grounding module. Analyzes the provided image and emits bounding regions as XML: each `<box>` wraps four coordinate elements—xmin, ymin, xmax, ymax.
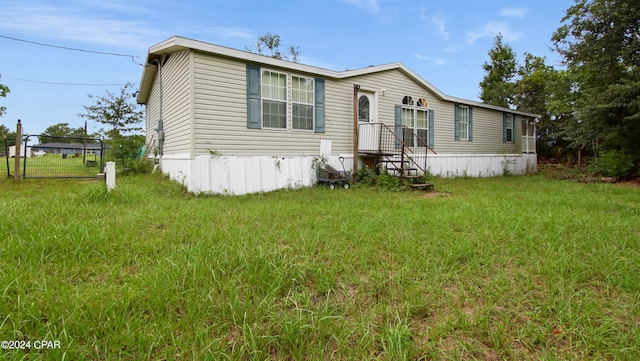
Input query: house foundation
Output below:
<box><xmin>158</xmin><ymin>153</ymin><xmax>536</xmax><ymax>195</ymax></box>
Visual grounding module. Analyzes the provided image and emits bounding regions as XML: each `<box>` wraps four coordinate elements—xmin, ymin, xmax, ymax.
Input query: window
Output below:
<box><xmin>454</xmin><ymin>104</ymin><xmax>473</xmax><ymax>141</ymax></box>
<box><xmin>262</xmin><ymin>70</ymin><xmax>287</xmax><ymax>129</ymax></box>
<box><xmin>416</xmin><ymin>109</ymin><xmax>428</xmax><ymax>145</ymax></box>
<box><xmin>358</xmin><ymin>95</ymin><xmax>370</xmax><ymax>122</ymax></box>
<box><xmin>292</xmin><ymin>76</ymin><xmax>314</xmax><ymax>130</ymax></box>
<box><xmin>246</xmin><ymin>65</ymin><xmax>325</xmax><ymax>133</ymax></box>
<box><xmin>396</xmin><ymin>95</ymin><xmax>434</xmax><ymax>148</ymax></box>
<box><xmin>458</xmin><ymin>105</ymin><xmax>469</xmax><ymax>140</ymax></box>
<box><xmin>504</xmin><ymin>113</ymin><xmax>515</xmax><ymax>143</ymax></box>
<box><xmin>401</xmin><ymin>107</ymin><xmax>415</xmax><ymax>147</ymax></box>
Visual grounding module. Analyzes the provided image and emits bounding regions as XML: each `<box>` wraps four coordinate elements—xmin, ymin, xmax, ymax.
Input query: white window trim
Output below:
<box><xmin>401</xmin><ymin>96</ymin><xmax>430</xmax><ymax>147</ymax></box>
<box><xmin>505</xmin><ymin>114</ymin><xmax>515</xmax><ymax>143</ymax></box>
<box><xmin>291</xmin><ymin>74</ymin><xmax>315</xmax><ymax>132</ymax></box>
<box><xmin>458</xmin><ymin>105</ymin><xmax>470</xmax><ymax>141</ymax></box>
<box><xmin>260</xmin><ymin>69</ymin><xmax>317</xmax><ymax>132</ymax></box>
<box><xmin>261</xmin><ymin>69</ymin><xmax>288</xmax><ymax>130</ymax></box>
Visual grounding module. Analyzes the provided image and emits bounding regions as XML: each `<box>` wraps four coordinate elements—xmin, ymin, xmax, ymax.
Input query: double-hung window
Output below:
<box><xmin>292</xmin><ymin>76</ymin><xmax>314</xmax><ymax>131</ymax></box>
<box><xmin>401</xmin><ymin>107</ymin><xmax>415</xmax><ymax>147</ymax></box>
<box><xmin>503</xmin><ymin>113</ymin><xmax>515</xmax><ymax>143</ymax></box>
<box><xmin>261</xmin><ymin>70</ymin><xmax>287</xmax><ymax>129</ymax></box>
<box><xmin>458</xmin><ymin>106</ymin><xmax>469</xmax><ymax>140</ymax></box>
<box><xmin>416</xmin><ymin>109</ymin><xmax>429</xmax><ymax>145</ymax></box>
<box><xmin>247</xmin><ymin>64</ymin><xmax>325</xmax><ymax>132</ymax></box>
<box><xmin>454</xmin><ymin>104</ymin><xmax>473</xmax><ymax>141</ymax></box>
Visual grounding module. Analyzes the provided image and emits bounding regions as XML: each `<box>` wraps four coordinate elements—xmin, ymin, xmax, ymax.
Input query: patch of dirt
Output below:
<box><xmin>419</xmin><ymin>191</ymin><xmax>452</xmax><ymax>198</ymax></box>
<box><xmin>539</xmin><ymin>163</ymin><xmax>640</xmax><ymax>186</ymax></box>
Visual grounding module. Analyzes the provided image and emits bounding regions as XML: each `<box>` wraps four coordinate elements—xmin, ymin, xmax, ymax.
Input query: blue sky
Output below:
<box><xmin>0</xmin><ymin>0</ymin><xmax>573</xmax><ymax>136</ymax></box>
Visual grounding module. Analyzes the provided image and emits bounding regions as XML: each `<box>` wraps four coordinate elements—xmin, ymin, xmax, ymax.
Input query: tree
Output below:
<box><xmin>0</xmin><ymin>124</ymin><xmax>16</xmax><ymax>147</ymax></box>
<box><xmin>552</xmin><ymin>0</ymin><xmax>640</xmax><ymax>162</ymax></box>
<box><xmin>479</xmin><ymin>34</ymin><xmax>517</xmax><ymax>108</ymax></box>
<box><xmin>513</xmin><ymin>54</ymin><xmax>567</xmax><ymax>159</ymax></box>
<box><xmin>246</xmin><ymin>33</ymin><xmax>300</xmax><ymax>62</ymax></box>
<box><xmin>38</xmin><ymin>122</ymin><xmax>92</xmax><ymax>144</ymax></box>
<box><xmin>78</xmin><ymin>82</ymin><xmax>143</xmax><ymax>138</ymax></box>
<box><xmin>0</xmin><ymin>75</ymin><xmax>10</xmax><ymax>118</ymax></box>
<box><xmin>545</xmin><ymin>69</ymin><xmax>599</xmax><ymax>164</ymax></box>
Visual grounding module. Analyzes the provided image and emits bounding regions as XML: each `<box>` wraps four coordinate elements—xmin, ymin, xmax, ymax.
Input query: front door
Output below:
<box><xmin>357</xmin><ymin>90</ymin><xmax>379</xmax><ymax>153</ymax></box>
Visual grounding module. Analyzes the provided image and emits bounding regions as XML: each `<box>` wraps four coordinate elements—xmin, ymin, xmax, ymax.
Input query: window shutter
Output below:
<box><xmin>314</xmin><ymin>78</ymin><xmax>325</xmax><ymax>133</ymax></box>
<box><xmin>454</xmin><ymin>104</ymin><xmax>460</xmax><ymax>140</ymax></box>
<box><xmin>503</xmin><ymin>113</ymin><xmax>507</xmax><ymax>143</ymax></box>
<box><xmin>395</xmin><ymin>105</ymin><xmax>402</xmax><ymax>149</ymax></box>
<box><xmin>246</xmin><ymin>64</ymin><xmax>261</xmax><ymax>129</ymax></box>
<box><xmin>468</xmin><ymin>107</ymin><xmax>473</xmax><ymax>141</ymax></box>
<box><xmin>428</xmin><ymin>109</ymin><xmax>435</xmax><ymax>148</ymax></box>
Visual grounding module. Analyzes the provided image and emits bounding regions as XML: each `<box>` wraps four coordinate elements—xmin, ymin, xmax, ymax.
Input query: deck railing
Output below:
<box><xmin>358</xmin><ymin>122</ymin><xmax>435</xmax><ymax>176</ymax></box>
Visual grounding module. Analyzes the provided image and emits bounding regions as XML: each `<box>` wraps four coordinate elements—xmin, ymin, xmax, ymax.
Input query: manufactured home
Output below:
<box><xmin>137</xmin><ymin>36</ymin><xmax>538</xmax><ymax>195</ymax></box>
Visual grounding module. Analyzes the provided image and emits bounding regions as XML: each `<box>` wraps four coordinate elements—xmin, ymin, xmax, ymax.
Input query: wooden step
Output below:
<box><xmin>399</xmin><ymin>174</ymin><xmax>423</xmax><ymax>179</ymax></box>
<box><xmin>410</xmin><ymin>183</ymin><xmax>434</xmax><ymax>191</ymax></box>
<box><xmin>380</xmin><ymin>159</ymin><xmax>407</xmax><ymax>164</ymax></box>
<box><xmin>360</xmin><ymin>151</ymin><xmax>398</xmax><ymax>157</ymax></box>
<box><xmin>386</xmin><ymin>167</ymin><xmax>417</xmax><ymax>172</ymax></box>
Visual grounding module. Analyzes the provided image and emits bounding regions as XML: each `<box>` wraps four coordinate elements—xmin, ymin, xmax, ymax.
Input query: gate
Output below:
<box><xmin>13</xmin><ymin>135</ymin><xmax>104</xmax><ymax>178</ymax></box>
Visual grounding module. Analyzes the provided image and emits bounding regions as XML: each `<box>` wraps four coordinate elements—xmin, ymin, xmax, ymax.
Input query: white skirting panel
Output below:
<box><xmin>159</xmin><ymin>153</ymin><xmax>536</xmax><ymax>195</ymax></box>
<box><xmin>160</xmin><ymin>155</ymin><xmax>318</xmax><ymax>195</ymax></box>
<box><xmin>424</xmin><ymin>153</ymin><xmax>537</xmax><ymax>177</ymax></box>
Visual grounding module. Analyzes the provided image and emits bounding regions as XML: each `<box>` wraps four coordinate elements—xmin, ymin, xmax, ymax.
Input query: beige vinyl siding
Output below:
<box><xmin>339</xmin><ymin>68</ymin><xmax>521</xmax><ymax>154</ymax></box>
<box><xmin>158</xmin><ymin>50</ymin><xmax>192</xmax><ymax>155</ymax></box>
<box><xmin>171</xmin><ymin>49</ymin><xmax>521</xmax><ymax>157</ymax></box>
<box><xmin>145</xmin><ymin>83</ymin><xmax>160</xmax><ymax>147</ymax></box>
<box><xmin>338</xmin><ymin>68</ymin><xmax>451</xmax><ymax>150</ymax></box>
<box><xmin>193</xmin><ymin>52</ymin><xmax>342</xmax><ymax>156</ymax></box>
<box><xmin>322</xmin><ymin>79</ymin><xmax>355</xmax><ymax>154</ymax></box>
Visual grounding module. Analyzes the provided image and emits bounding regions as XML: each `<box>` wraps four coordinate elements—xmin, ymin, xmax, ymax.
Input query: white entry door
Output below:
<box><xmin>357</xmin><ymin>90</ymin><xmax>379</xmax><ymax>152</ymax></box>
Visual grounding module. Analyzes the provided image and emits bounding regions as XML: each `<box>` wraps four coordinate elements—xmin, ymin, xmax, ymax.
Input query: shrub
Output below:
<box><xmin>356</xmin><ymin>166</ymin><xmax>377</xmax><ymax>184</ymax></box>
<box><xmin>375</xmin><ymin>172</ymin><xmax>401</xmax><ymax>189</ymax></box>
<box><xmin>589</xmin><ymin>150</ymin><xmax>637</xmax><ymax>178</ymax></box>
<box><xmin>119</xmin><ymin>158</ymin><xmax>154</xmax><ymax>176</ymax></box>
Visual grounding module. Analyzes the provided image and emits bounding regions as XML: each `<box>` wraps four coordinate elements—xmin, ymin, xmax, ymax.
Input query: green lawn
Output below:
<box><xmin>0</xmin><ymin>173</ymin><xmax>638</xmax><ymax>360</ymax></box>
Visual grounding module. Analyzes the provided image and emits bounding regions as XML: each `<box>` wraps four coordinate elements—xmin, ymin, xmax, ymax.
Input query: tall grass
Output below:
<box><xmin>0</xmin><ymin>173</ymin><xmax>638</xmax><ymax>360</ymax></box>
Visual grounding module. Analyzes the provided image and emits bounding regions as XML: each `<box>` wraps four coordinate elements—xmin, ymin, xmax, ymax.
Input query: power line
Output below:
<box><xmin>0</xmin><ymin>34</ymin><xmax>144</xmax><ymax>65</ymax></box>
<box><xmin>4</xmin><ymin>76</ymin><xmax>130</xmax><ymax>87</ymax></box>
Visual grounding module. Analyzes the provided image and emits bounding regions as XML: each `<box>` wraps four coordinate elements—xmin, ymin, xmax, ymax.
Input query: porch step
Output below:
<box><xmin>360</xmin><ymin>151</ymin><xmax>398</xmax><ymax>157</ymax></box>
<box><xmin>399</xmin><ymin>174</ymin><xmax>423</xmax><ymax>179</ymax></box>
<box><xmin>410</xmin><ymin>183</ymin><xmax>434</xmax><ymax>191</ymax></box>
<box><xmin>387</xmin><ymin>167</ymin><xmax>418</xmax><ymax>175</ymax></box>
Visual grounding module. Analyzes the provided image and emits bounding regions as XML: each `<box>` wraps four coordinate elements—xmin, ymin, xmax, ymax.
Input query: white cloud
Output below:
<box><xmin>340</xmin><ymin>0</ymin><xmax>380</xmax><ymax>13</ymax></box>
<box><xmin>0</xmin><ymin>3</ymin><xmax>157</xmax><ymax>50</ymax></box>
<box><xmin>431</xmin><ymin>13</ymin><xmax>449</xmax><ymax>41</ymax></box>
<box><xmin>442</xmin><ymin>44</ymin><xmax>463</xmax><ymax>53</ymax></box>
<box><xmin>500</xmin><ymin>7</ymin><xmax>529</xmax><ymax>18</ymax></box>
<box><xmin>466</xmin><ymin>22</ymin><xmax>523</xmax><ymax>44</ymax></box>
<box><xmin>213</xmin><ymin>27</ymin><xmax>255</xmax><ymax>40</ymax></box>
<box><xmin>415</xmin><ymin>54</ymin><xmax>448</xmax><ymax>66</ymax></box>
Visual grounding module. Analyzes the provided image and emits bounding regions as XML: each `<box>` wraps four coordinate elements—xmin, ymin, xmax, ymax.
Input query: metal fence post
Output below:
<box><xmin>3</xmin><ymin>133</ymin><xmax>10</xmax><ymax>178</ymax></box>
<box><xmin>13</xmin><ymin>120</ymin><xmax>22</xmax><ymax>180</ymax></box>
